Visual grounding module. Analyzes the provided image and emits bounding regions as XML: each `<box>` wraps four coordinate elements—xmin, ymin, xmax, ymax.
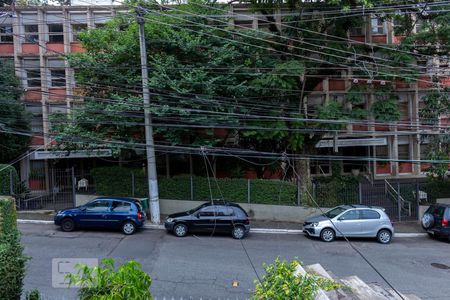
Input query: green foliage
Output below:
<box><xmin>91</xmin><ymin>167</ymin><xmax>297</xmax><ymax>205</ymax></box>
<box><xmin>252</xmin><ymin>258</ymin><xmax>340</xmax><ymax>300</ymax></box>
<box><xmin>371</xmin><ymin>99</ymin><xmax>400</xmax><ymax>122</ymax></box>
<box><xmin>0</xmin><ymin>59</ymin><xmax>31</xmax><ymax>163</ymax></box>
<box><xmin>349</xmin><ymin>108</ymin><xmax>368</xmax><ymax>120</ymax></box>
<box><xmin>313</xmin><ymin>171</ymin><xmax>360</xmax><ymax>207</ymax></box>
<box><xmin>422</xmin><ymin>179</ymin><xmax>450</xmax><ymax>204</ymax></box>
<box><xmin>66</xmin><ymin>258</ymin><xmax>152</xmax><ymax>300</ymax></box>
<box><xmin>0</xmin><ymin>165</ymin><xmax>19</xmax><ymax>195</ymax></box>
<box><xmin>0</xmin><ymin>197</ymin><xmax>28</xmax><ymax>300</ymax></box>
<box><xmin>345</xmin><ymin>85</ymin><xmax>366</xmax><ymax>105</ymax></box>
<box><xmin>420</xmin><ymin>90</ymin><xmax>449</xmax><ymax>125</ymax></box>
<box><xmin>316</xmin><ymin>101</ymin><xmax>345</xmax><ymax>130</ymax></box>
<box><xmin>25</xmin><ymin>289</ymin><xmax>41</xmax><ymax>300</ymax></box>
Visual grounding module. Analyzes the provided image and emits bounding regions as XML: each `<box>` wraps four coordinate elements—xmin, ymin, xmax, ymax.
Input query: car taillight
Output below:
<box><xmin>442</xmin><ymin>219</ymin><xmax>448</xmax><ymax>227</ymax></box>
<box><xmin>245</xmin><ymin>217</ymin><xmax>250</xmax><ymax>225</ymax></box>
<box><xmin>138</xmin><ymin>212</ymin><xmax>142</xmax><ymax>221</ymax></box>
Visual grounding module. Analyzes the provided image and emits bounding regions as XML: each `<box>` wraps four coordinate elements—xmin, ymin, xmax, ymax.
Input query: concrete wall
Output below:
<box><xmin>437</xmin><ymin>198</ymin><xmax>450</xmax><ymax>205</ymax></box>
<box><xmin>75</xmin><ymin>194</ymin><xmax>326</xmax><ymax>223</ymax></box>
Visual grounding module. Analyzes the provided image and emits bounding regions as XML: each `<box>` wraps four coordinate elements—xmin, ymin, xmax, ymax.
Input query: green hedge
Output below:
<box><xmin>91</xmin><ymin>167</ymin><xmax>297</xmax><ymax>206</ymax></box>
<box><xmin>0</xmin><ymin>197</ymin><xmax>27</xmax><ymax>300</ymax></box>
<box><xmin>421</xmin><ymin>180</ymin><xmax>450</xmax><ymax>204</ymax></box>
<box><xmin>0</xmin><ymin>165</ymin><xmax>20</xmax><ymax>196</ymax></box>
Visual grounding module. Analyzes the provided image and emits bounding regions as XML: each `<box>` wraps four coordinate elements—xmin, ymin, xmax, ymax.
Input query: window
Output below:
<box><xmin>198</xmin><ymin>206</ymin><xmax>217</xmax><ymax>217</ymax></box>
<box><xmin>48</xmin><ymin>24</ymin><xmax>63</xmax><ymax>43</ymax></box>
<box><xmin>31</xmin><ymin>116</ymin><xmax>43</xmax><ymax>133</ymax></box>
<box><xmin>50</xmin><ymin>69</ymin><xmax>66</xmax><ymax>87</ymax></box>
<box><xmin>72</xmin><ymin>24</ymin><xmax>87</xmax><ymax>41</ymax></box>
<box><xmin>216</xmin><ymin>206</ymin><xmax>234</xmax><ymax>216</ymax></box>
<box><xmin>350</xmin><ymin>26</ymin><xmax>363</xmax><ymax>36</ymax></box>
<box><xmin>361</xmin><ymin>209</ymin><xmax>381</xmax><ymax>220</ymax></box>
<box><xmin>85</xmin><ymin>200</ymin><xmax>110</xmax><ymax>212</ymax></box>
<box><xmin>324</xmin><ymin>206</ymin><xmax>347</xmax><ymax>218</ymax></box>
<box><xmin>0</xmin><ymin>25</ymin><xmax>13</xmax><ymax>43</ymax></box>
<box><xmin>111</xmin><ymin>201</ymin><xmax>131</xmax><ymax>213</ymax></box>
<box><xmin>371</xmin><ymin>17</ymin><xmax>385</xmax><ymax>34</ymax></box>
<box><xmin>24</xmin><ymin>25</ymin><xmax>38</xmax><ymax>43</ymax></box>
<box><xmin>340</xmin><ymin>210</ymin><xmax>360</xmax><ymax>220</ymax></box>
<box><xmin>26</xmin><ymin>69</ymin><xmax>41</xmax><ymax>88</ymax></box>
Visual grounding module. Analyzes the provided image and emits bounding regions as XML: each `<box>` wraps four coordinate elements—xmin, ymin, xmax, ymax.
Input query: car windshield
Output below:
<box><xmin>323</xmin><ymin>206</ymin><xmax>347</xmax><ymax>218</ymax></box>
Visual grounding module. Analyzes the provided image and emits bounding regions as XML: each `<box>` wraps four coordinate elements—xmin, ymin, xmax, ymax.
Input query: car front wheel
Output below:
<box><xmin>173</xmin><ymin>223</ymin><xmax>188</xmax><ymax>237</ymax></box>
<box><xmin>232</xmin><ymin>226</ymin><xmax>246</xmax><ymax>239</ymax></box>
<box><xmin>377</xmin><ymin>229</ymin><xmax>392</xmax><ymax>244</ymax></box>
<box><xmin>122</xmin><ymin>221</ymin><xmax>136</xmax><ymax>235</ymax></box>
<box><xmin>61</xmin><ymin>218</ymin><xmax>75</xmax><ymax>232</ymax></box>
<box><xmin>320</xmin><ymin>228</ymin><xmax>335</xmax><ymax>242</ymax></box>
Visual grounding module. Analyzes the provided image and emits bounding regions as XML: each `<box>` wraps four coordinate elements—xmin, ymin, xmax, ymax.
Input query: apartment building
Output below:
<box><xmin>0</xmin><ymin>4</ymin><xmax>449</xmax><ymax>189</ymax></box>
<box><xmin>0</xmin><ymin>5</ymin><xmax>126</xmax><ymax>184</ymax></box>
<box><xmin>229</xmin><ymin>5</ymin><xmax>450</xmax><ymax>180</ymax></box>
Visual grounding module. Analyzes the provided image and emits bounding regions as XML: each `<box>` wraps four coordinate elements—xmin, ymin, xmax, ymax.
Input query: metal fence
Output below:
<box><xmin>2</xmin><ymin>168</ymin><xmax>76</xmax><ymax>211</ymax></box>
<box><xmin>0</xmin><ymin>165</ymin><xmax>440</xmax><ymax>221</ymax></box>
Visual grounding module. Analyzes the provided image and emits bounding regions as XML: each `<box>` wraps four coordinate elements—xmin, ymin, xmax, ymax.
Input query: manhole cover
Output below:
<box><xmin>431</xmin><ymin>263</ymin><xmax>450</xmax><ymax>270</ymax></box>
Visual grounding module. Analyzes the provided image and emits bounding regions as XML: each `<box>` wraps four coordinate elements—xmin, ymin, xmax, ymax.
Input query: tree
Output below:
<box><xmin>0</xmin><ymin>59</ymin><xmax>30</xmax><ymax>163</ymax></box>
<box><xmin>51</xmin><ymin>0</ymin><xmax>450</xmax><ymax>185</ymax></box>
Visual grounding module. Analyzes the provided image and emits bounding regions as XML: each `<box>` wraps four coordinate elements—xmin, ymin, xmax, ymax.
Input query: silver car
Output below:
<box><xmin>303</xmin><ymin>205</ymin><xmax>394</xmax><ymax>244</ymax></box>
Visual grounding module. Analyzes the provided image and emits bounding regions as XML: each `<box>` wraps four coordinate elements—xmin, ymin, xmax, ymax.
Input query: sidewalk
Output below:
<box><xmin>17</xmin><ymin>211</ymin><xmax>425</xmax><ymax>234</ymax></box>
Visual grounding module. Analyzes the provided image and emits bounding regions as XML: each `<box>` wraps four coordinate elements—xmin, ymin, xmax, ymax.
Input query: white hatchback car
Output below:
<box><xmin>303</xmin><ymin>205</ymin><xmax>394</xmax><ymax>244</ymax></box>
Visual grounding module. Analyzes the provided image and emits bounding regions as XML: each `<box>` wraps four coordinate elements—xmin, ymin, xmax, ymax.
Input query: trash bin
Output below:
<box><xmin>138</xmin><ymin>198</ymin><xmax>149</xmax><ymax>210</ymax></box>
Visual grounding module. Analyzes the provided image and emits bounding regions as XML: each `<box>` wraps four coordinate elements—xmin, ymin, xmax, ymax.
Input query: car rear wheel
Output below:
<box><xmin>61</xmin><ymin>218</ymin><xmax>75</xmax><ymax>232</ymax></box>
<box><xmin>377</xmin><ymin>229</ymin><xmax>392</xmax><ymax>244</ymax></box>
<box><xmin>320</xmin><ymin>228</ymin><xmax>335</xmax><ymax>242</ymax></box>
<box><xmin>232</xmin><ymin>226</ymin><xmax>246</xmax><ymax>239</ymax></box>
<box><xmin>173</xmin><ymin>223</ymin><xmax>188</xmax><ymax>237</ymax></box>
<box><xmin>122</xmin><ymin>221</ymin><xmax>136</xmax><ymax>235</ymax></box>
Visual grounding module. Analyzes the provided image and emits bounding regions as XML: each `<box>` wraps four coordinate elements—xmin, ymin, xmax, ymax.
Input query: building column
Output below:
<box><xmin>323</xmin><ymin>77</ymin><xmax>329</xmax><ymax>103</ymax></box>
<box><xmin>63</xmin><ymin>7</ymin><xmax>73</xmax><ymax>113</ymax></box>
<box><xmin>391</xmin><ymin>133</ymin><xmax>399</xmax><ymax>176</ymax></box>
<box><xmin>386</xmin><ymin>18</ymin><xmax>394</xmax><ymax>44</ymax></box>
<box><xmin>412</xmin><ymin>83</ymin><xmax>421</xmax><ymax>174</ymax></box>
<box><xmin>38</xmin><ymin>8</ymin><xmax>49</xmax><ymax>147</ymax></box>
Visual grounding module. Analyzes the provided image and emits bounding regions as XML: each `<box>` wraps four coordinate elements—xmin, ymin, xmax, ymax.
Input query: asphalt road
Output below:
<box><xmin>20</xmin><ymin>224</ymin><xmax>450</xmax><ymax>300</ymax></box>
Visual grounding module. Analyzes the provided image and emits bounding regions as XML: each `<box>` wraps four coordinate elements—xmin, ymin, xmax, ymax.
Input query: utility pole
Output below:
<box><xmin>137</xmin><ymin>6</ymin><xmax>160</xmax><ymax>224</ymax></box>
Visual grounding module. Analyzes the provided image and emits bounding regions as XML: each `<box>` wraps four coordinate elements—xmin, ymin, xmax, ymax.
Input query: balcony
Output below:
<box><xmin>0</xmin><ymin>43</ymin><xmax>14</xmax><ymax>55</ymax></box>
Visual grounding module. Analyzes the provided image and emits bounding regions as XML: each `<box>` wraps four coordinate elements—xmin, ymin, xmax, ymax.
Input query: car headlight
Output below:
<box><xmin>311</xmin><ymin>222</ymin><xmax>319</xmax><ymax>227</ymax></box>
<box><xmin>166</xmin><ymin>218</ymin><xmax>174</xmax><ymax>223</ymax></box>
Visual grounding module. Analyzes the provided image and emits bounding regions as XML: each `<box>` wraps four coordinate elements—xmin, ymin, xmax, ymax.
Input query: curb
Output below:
<box><xmin>17</xmin><ymin>219</ymin><xmax>427</xmax><ymax>237</ymax></box>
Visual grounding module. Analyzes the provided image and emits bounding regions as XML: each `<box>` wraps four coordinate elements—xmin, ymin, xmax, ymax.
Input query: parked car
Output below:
<box><xmin>303</xmin><ymin>205</ymin><xmax>394</xmax><ymax>244</ymax></box>
<box><xmin>164</xmin><ymin>201</ymin><xmax>250</xmax><ymax>239</ymax></box>
<box><xmin>421</xmin><ymin>203</ymin><xmax>450</xmax><ymax>241</ymax></box>
<box><xmin>54</xmin><ymin>197</ymin><xmax>146</xmax><ymax>235</ymax></box>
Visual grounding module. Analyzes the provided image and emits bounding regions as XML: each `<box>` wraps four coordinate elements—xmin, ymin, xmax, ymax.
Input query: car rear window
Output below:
<box><xmin>426</xmin><ymin>205</ymin><xmax>446</xmax><ymax>217</ymax></box>
<box><xmin>360</xmin><ymin>209</ymin><xmax>381</xmax><ymax>220</ymax></box>
<box><xmin>112</xmin><ymin>201</ymin><xmax>131</xmax><ymax>213</ymax></box>
<box><xmin>232</xmin><ymin>206</ymin><xmax>248</xmax><ymax>218</ymax></box>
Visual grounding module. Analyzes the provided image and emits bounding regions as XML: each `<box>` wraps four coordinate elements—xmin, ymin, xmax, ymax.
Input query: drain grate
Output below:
<box><xmin>431</xmin><ymin>263</ymin><xmax>450</xmax><ymax>270</ymax></box>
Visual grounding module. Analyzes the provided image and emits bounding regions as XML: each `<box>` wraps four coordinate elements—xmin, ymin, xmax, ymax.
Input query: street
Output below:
<box><xmin>21</xmin><ymin>224</ymin><xmax>450</xmax><ymax>300</ymax></box>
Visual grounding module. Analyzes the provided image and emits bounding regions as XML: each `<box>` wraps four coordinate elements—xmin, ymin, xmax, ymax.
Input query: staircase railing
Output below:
<box><xmin>384</xmin><ymin>179</ymin><xmax>411</xmax><ymax>219</ymax></box>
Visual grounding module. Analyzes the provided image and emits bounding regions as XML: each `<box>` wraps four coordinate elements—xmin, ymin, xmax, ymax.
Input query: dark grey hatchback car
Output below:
<box><xmin>164</xmin><ymin>201</ymin><xmax>250</xmax><ymax>239</ymax></box>
<box><xmin>422</xmin><ymin>203</ymin><xmax>450</xmax><ymax>241</ymax></box>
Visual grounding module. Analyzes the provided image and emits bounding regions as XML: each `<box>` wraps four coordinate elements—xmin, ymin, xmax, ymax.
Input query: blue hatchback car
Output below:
<box><xmin>54</xmin><ymin>197</ymin><xmax>146</xmax><ymax>235</ymax></box>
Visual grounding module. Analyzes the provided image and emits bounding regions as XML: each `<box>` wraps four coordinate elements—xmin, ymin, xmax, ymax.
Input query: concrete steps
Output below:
<box><xmin>297</xmin><ymin>263</ymin><xmax>420</xmax><ymax>300</ymax></box>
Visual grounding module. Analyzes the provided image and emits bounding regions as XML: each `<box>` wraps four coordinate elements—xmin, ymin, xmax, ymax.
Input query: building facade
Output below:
<box><xmin>0</xmin><ymin>4</ymin><xmax>449</xmax><ymax>190</ymax></box>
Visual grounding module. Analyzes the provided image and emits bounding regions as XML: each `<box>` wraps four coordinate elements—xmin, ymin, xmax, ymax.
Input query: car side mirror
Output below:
<box><xmin>80</xmin><ymin>207</ymin><xmax>86</xmax><ymax>212</ymax></box>
<box><xmin>338</xmin><ymin>217</ymin><xmax>344</xmax><ymax>221</ymax></box>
